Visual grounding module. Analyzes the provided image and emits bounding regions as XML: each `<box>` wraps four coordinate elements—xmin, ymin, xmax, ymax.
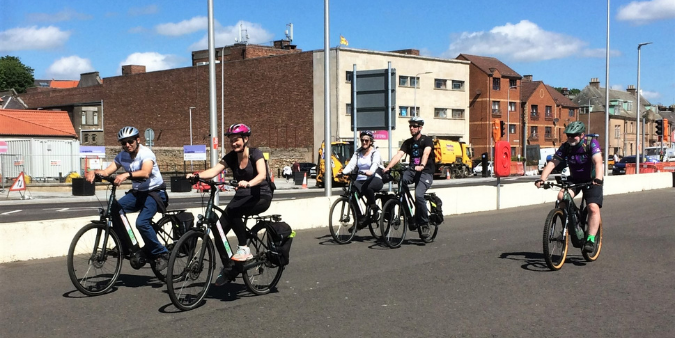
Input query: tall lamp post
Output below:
<box><xmin>636</xmin><ymin>42</ymin><xmax>652</xmax><ymax>175</ymax></box>
<box><xmin>188</xmin><ymin>107</ymin><xmax>196</xmax><ymax>145</ymax></box>
<box><xmin>414</xmin><ymin>71</ymin><xmax>432</xmax><ymax>117</ymax></box>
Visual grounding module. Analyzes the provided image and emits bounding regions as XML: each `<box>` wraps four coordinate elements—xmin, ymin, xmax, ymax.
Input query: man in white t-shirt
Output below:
<box><xmin>85</xmin><ymin>126</ymin><xmax>169</xmax><ymax>270</ymax></box>
<box><xmin>282</xmin><ymin>165</ymin><xmax>292</xmax><ymax>182</ymax></box>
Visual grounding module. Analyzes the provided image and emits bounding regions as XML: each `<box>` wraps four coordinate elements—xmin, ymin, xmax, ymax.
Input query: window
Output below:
<box><xmin>508</xmin><ymin>102</ymin><xmax>516</xmax><ymax>112</ymax></box>
<box><xmin>492</xmin><ymin>78</ymin><xmax>501</xmax><ymax>91</ymax></box>
<box><xmin>410</xmin><ymin>76</ymin><xmax>419</xmax><ymax>88</ymax></box>
<box><xmin>629</xmin><ymin>122</ymin><xmax>633</xmax><ymax>133</ymax></box>
<box><xmin>346</xmin><ymin>71</ymin><xmax>353</xmax><ymax>83</ymax></box>
<box><xmin>399</xmin><ymin>76</ymin><xmax>408</xmax><ymax>87</ymax></box>
<box><xmin>434</xmin><ymin>108</ymin><xmax>448</xmax><ymax>118</ymax></box>
<box><xmin>452</xmin><ymin>80</ymin><xmax>464</xmax><ymax>90</ymax></box>
<box><xmin>568</xmin><ymin>109</ymin><xmax>574</xmax><ymax>117</ymax></box>
<box><xmin>531</xmin><ymin>105</ymin><xmax>539</xmax><ymax>115</ymax></box>
<box><xmin>92</xmin><ymin>134</ymin><xmax>96</xmax><ymax>142</ymax></box>
<box><xmin>435</xmin><ymin>79</ymin><xmax>447</xmax><ymax>89</ymax></box>
<box><xmin>346</xmin><ymin>103</ymin><xmax>352</xmax><ymax>115</ymax></box>
<box><xmin>452</xmin><ymin>109</ymin><xmax>464</xmax><ymax>119</ymax></box>
<box><xmin>492</xmin><ymin>101</ymin><xmax>500</xmax><ymax>115</ymax></box>
<box><xmin>530</xmin><ymin>126</ymin><xmax>538</xmax><ymax>138</ymax></box>
<box><xmin>626</xmin><ymin>101</ymin><xmax>633</xmax><ymax>111</ymax></box>
<box><xmin>509</xmin><ymin>124</ymin><xmax>516</xmax><ymax>134</ymax></box>
<box><xmin>545</xmin><ymin>127</ymin><xmax>552</xmax><ymax>138</ymax></box>
<box><xmin>509</xmin><ymin>79</ymin><xmax>517</xmax><ymax>88</ymax></box>
<box><xmin>614</xmin><ymin>125</ymin><xmax>621</xmax><ymax>139</ymax></box>
<box><xmin>545</xmin><ymin>106</ymin><xmax>552</xmax><ymax>118</ymax></box>
<box><xmin>81</xmin><ymin>112</ymin><xmax>86</xmax><ymax>125</ymax></box>
<box><xmin>84</xmin><ymin>134</ymin><xmax>89</xmax><ymax>143</ymax></box>
<box><xmin>93</xmin><ymin>112</ymin><xmax>98</xmax><ymax>125</ymax></box>
<box><xmin>400</xmin><ymin>106</ymin><xmax>418</xmax><ymax>117</ymax></box>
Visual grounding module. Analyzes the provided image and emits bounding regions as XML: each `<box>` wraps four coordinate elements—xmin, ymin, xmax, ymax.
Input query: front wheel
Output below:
<box><xmin>380</xmin><ymin>199</ymin><xmax>406</xmax><ymax>248</ymax></box>
<box><xmin>242</xmin><ymin>228</ymin><xmax>284</xmax><ymax>295</ymax></box>
<box><xmin>166</xmin><ymin>230</ymin><xmax>215</xmax><ymax>311</ymax></box>
<box><xmin>582</xmin><ymin>219</ymin><xmax>603</xmax><ymax>262</ymax></box>
<box><xmin>543</xmin><ymin>208</ymin><xmax>568</xmax><ymax>271</ymax></box>
<box><xmin>67</xmin><ymin>223</ymin><xmax>123</xmax><ymax>296</ymax></box>
<box><xmin>329</xmin><ymin>197</ymin><xmax>357</xmax><ymax>244</ymax></box>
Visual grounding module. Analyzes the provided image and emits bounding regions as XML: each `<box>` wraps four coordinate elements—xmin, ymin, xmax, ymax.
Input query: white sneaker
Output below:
<box><xmin>231</xmin><ymin>246</ymin><xmax>253</xmax><ymax>261</ymax></box>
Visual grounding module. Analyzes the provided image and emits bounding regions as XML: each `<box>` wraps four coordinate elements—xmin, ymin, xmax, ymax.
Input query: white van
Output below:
<box><xmin>538</xmin><ymin>148</ymin><xmax>557</xmax><ymax>173</ymax></box>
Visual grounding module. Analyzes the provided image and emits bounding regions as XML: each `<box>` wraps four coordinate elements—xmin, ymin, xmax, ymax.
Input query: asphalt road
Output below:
<box><xmin>0</xmin><ymin>175</ymin><xmax>531</xmax><ymax>223</ymax></box>
<box><xmin>1</xmin><ymin>188</ymin><xmax>674</xmax><ymax>337</ymax></box>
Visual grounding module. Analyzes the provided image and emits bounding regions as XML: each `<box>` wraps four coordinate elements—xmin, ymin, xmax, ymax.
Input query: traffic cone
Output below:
<box><xmin>302</xmin><ymin>172</ymin><xmax>308</xmax><ymax>189</ymax></box>
<box><xmin>446</xmin><ymin>169</ymin><xmax>451</xmax><ymax>180</ymax></box>
<box><xmin>270</xmin><ymin>172</ymin><xmax>275</xmax><ymax>183</ymax></box>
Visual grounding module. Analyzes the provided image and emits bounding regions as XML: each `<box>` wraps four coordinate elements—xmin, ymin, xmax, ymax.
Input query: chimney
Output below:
<box><xmin>122</xmin><ymin>65</ymin><xmax>146</xmax><ymax>76</ymax></box>
<box><xmin>562</xmin><ymin>87</ymin><xmax>570</xmax><ymax>97</ymax></box>
<box><xmin>626</xmin><ymin>85</ymin><xmax>636</xmax><ymax>95</ymax></box>
<box><xmin>590</xmin><ymin>77</ymin><xmax>600</xmax><ymax>89</ymax></box>
<box><xmin>78</xmin><ymin>72</ymin><xmax>102</xmax><ymax>87</ymax></box>
<box><xmin>523</xmin><ymin>75</ymin><xmax>533</xmax><ymax>82</ymax></box>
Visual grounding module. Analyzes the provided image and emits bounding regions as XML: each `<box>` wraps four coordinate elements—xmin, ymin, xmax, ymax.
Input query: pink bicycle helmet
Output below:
<box><xmin>226</xmin><ymin>123</ymin><xmax>252</xmax><ymax>136</ymax></box>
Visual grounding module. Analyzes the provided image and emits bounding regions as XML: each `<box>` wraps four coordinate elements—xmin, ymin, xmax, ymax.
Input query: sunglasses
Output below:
<box><xmin>566</xmin><ymin>133</ymin><xmax>581</xmax><ymax>138</ymax></box>
<box><xmin>361</xmin><ymin>138</ymin><xmax>371</xmax><ymax>142</ymax></box>
<box><xmin>409</xmin><ymin>125</ymin><xmax>421</xmax><ymax>129</ymax></box>
<box><xmin>120</xmin><ymin>139</ymin><xmax>136</xmax><ymax>145</ymax></box>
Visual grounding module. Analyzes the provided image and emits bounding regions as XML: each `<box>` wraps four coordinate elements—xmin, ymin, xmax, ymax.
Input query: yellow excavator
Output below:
<box><xmin>315</xmin><ymin>140</ymin><xmax>355</xmax><ymax>188</ymax></box>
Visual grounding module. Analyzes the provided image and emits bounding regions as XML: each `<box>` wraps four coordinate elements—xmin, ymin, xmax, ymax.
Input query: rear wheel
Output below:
<box><xmin>582</xmin><ymin>219</ymin><xmax>603</xmax><ymax>262</ymax></box>
<box><xmin>166</xmin><ymin>230</ymin><xmax>215</xmax><ymax>311</ymax></box>
<box><xmin>543</xmin><ymin>208</ymin><xmax>568</xmax><ymax>271</ymax></box>
<box><xmin>242</xmin><ymin>228</ymin><xmax>284</xmax><ymax>295</ymax></box>
<box><xmin>380</xmin><ymin>199</ymin><xmax>406</xmax><ymax>248</ymax></box>
<box><xmin>67</xmin><ymin>223</ymin><xmax>123</xmax><ymax>296</ymax></box>
<box><xmin>329</xmin><ymin>197</ymin><xmax>357</xmax><ymax>244</ymax></box>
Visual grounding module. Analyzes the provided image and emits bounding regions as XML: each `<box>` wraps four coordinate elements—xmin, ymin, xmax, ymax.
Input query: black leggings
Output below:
<box><xmin>213</xmin><ymin>195</ymin><xmax>271</xmax><ymax>262</ymax></box>
<box><xmin>353</xmin><ymin>176</ymin><xmax>383</xmax><ymax>216</ymax></box>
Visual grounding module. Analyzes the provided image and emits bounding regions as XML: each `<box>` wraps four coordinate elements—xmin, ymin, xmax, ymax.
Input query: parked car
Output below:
<box><xmin>473</xmin><ymin>161</ymin><xmax>493</xmax><ymax>176</ymax></box>
<box><xmin>298</xmin><ymin>162</ymin><xmax>314</xmax><ymax>173</ymax></box>
<box><xmin>612</xmin><ymin>155</ymin><xmax>647</xmax><ymax>175</ymax></box>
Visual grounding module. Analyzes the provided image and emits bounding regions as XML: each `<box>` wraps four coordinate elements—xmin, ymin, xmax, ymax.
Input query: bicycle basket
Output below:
<box><xmin>174</xmin><ymin>211</ymin><xmax>195</xmax><ymax>239</ymax></box>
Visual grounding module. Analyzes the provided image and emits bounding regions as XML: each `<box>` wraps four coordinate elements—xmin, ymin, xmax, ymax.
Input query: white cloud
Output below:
<box><xmin>46</xmin><ymin>56</ymin><xmax>94</xmax><ymax>80</ymax></box>
<box><xmin>189</xmin><ymin>21</ymin><xmax>274</xmax><ymax>50</ymax></box>
<box><xmin>444</xmin><ymin>20</ymin><xmax>586</xmax><ymax>62</ymax></box>
<box><xmin>118</xmin><ymin>52</ymin><xmax>183</xmax><ymax>73</ymax></box>
<box><xmin>640</xmin><ymin>90</ymin><xmax>661</xmax><ymax>101</ymax></box>
<box><xmin>0</xmin><ymin>26</ymin><xmax>71</xmax><ymax>52</ymax></box>
<box><xmin>27</xmin><ymin>8</ymin><xmax>92</xmax><ymax>22</ymax></box>
<box><xmin>155</xmin><ymin>16</ymin><xmax>207</xmax><ymax>36</ymax></box>
<box><xmin>128</xmin><ymin>5</ymin><xmax>159</xmax><ymax>16</ymax></box>
<box><xmin>610</xmin><ymin>84</ymin><xmax>625</xmax><ymax>91</ymax></box>
<box><xmin>617</xmin><ymin>0</ymin><xmax>675</xmax><ymax>25</ymax></box>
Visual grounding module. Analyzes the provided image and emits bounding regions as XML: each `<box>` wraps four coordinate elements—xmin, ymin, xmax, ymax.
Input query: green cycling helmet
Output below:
<box><xmin>564</xmin><ymin>121</ymin><xmax>586</xmax><ymax>134</ymax></box>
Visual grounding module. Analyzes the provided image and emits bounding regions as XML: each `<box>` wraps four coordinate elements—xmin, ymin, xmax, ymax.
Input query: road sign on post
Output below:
<box><xmin>350</xmin><ymin>68</ymin><xmax>397</xmax><ymax>130</ymax></box>
<box><xmin>144</xmin><ymin>128</ymin><xmax>155</xmax><ymax>148</ymax></box>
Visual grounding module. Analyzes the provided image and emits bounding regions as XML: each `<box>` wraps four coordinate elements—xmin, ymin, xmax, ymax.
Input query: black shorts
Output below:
<box><xmin>572</xmin><ymin>184</ymin><xmax>603</xmax><ymax>208</ymax></box>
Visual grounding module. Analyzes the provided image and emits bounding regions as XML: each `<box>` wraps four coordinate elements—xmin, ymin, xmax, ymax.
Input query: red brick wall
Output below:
<box><xmin>462</xmin><ymin>59</ymin><xmax>491</xmax><ymax>159</ymax></box>
<box><xmin>524</xmin><ymin>83</ymin><xmax>562</xmax><ymax>148</ymax></box>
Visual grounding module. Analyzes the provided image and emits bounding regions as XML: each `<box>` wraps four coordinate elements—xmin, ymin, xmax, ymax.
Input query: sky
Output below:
<box><xmin>2</xmin><ymin>0</ymin><xmax>674</xmax><ymax>105</ymax></box>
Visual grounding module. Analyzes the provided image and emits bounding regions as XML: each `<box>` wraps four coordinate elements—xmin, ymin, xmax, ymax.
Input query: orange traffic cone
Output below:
<box><xmin>270</xmin><ymin>172</ymin><xmax>275</xmax><ymax>183</ymax></box>
<box><xmin>302</xmin><ymin>172</ymin><xmax>308</xmax><ymax>189</ymax></box>
<box><xmin>446</xmin><ymin>169</ymin><xmax>451</xmax><ymax>180</ymax></box>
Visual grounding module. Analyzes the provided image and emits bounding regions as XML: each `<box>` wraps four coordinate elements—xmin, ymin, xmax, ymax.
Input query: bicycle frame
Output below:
<box><xmin>341</xmin><ymin>173</ymin><xmax>370</xmax><ymax>219</ymax></box>
<box><xmin>391</xmin><ymin>169</ymin><xmax>418</xmax><ymax>225</ymax></box>
<box><xmin>92</xmin><ymin>176</ymin><xmax>141</xmax><ymax>259</ymax></box>
<box><xmin>549</xmin><ymin>180</ymin><xmax>591</xmax><ymax>246</ymax></box>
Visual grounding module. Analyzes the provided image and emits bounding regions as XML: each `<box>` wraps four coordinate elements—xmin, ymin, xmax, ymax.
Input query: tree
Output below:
<box><xmin>0</xmin><ymin>56</ymin><xmax>35</xmax><ymax>94</ymax></box>
<box><xmin>553</xmin><ymin>87</ymin><xmax>580</xmax><ymax>96</ymax></box>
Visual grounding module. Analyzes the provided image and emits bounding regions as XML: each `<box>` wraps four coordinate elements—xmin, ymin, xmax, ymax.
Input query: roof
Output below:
<box><xmin>520</xmin><ymin>81</ymin><xmax>542</xmax><ymax>101</ymax></box>
<box><xmin>0</xmin><ymin>109</ymin><xmax>76</xmax><ymax>137</ymax></box>
<box><xmin>50</xmin><ymin>80</ymin><xmax>79</xmax><ymax>88</ymax></box>
<box><xmin>575</xmin><ymin>85</ymin><xmax>654</xmax><ymax>119</ymax></box>
<box><xmin>546</xmin><ymin>85</ymin><xmax>579</xmax><ymax>108</ymax></box>
<box><xmin>456</xmin><ymin>54</ymin><xmax>522</xmax><ymax>78</ymax></box>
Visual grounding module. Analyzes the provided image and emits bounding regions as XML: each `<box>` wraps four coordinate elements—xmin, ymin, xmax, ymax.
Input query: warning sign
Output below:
<box><xmin>10</xmin><ymin>172</ymin><xmax>27</xmax><ymax>191</ymax></box>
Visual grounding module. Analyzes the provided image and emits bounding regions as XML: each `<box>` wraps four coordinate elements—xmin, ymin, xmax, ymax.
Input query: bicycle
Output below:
<box><xmin>67</xmin><ymin>174</ymin><xmax>191</xmax><ymax>296</ymax></box>
<box><xmin>379</xmin><ymin>166</ymin><xmax>441</xmax><ymax>248</ymax></box>
<box><xmin>165</xmin><ymin>176</ymin><xmax>285</xmax><ymax>311</ymax></box>
<box><xmin>328</xmin><ymin>172</ymin><xmax>393</xmax><ymax>244</ymax></box>
<box><xmin>541</xmin><ymin>177</ymin><xmax>603</xmax><ymax>271</ymax></box>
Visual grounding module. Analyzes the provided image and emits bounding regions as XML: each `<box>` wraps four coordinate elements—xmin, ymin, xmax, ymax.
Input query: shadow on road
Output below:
<box><xmin>499</xmin><ymin>251</ymin><xmax>550</xmax><ymax>272</ymax></box>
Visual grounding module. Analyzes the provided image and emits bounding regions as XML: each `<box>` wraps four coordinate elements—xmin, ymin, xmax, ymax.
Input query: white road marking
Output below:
<box><xmin>1</xmin><ymin>210</ymin><xmax>22</xmax><ymax>215</ymax></box>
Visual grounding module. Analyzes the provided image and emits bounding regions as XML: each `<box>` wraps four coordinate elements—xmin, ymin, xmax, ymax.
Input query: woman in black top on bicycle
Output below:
<box><xmin>187</xmin><ymin>124</ymin><xmax>273</xmax><ymax>267</ymax></box>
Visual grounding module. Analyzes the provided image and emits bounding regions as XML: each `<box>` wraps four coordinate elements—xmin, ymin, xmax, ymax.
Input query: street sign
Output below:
<box><xmin>183</xmin><ymin>145</ymin><xmax>207</xmax><ymax>161</ymax></box>
<box><xmin>0</xmin><ymin>141</ymin><xmax>7</xmax><ymax>153</ymax></box>
<box><xmin>145</xmin><ymin>128</ymin><xmax>155</xmax><ymax>148</ymax></box>
<box><xmin>350</xmin><ymin>68</ymin><xmax>397</xmax><ymax>130</ymax></box>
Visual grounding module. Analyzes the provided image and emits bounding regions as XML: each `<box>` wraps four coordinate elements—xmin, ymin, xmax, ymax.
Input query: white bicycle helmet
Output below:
<box><xmin>408</xmin><ymin>116</ymin><xmax>425</xmax><ymax>126</ymax></box>
<box><xmin>117</xmin><ymin>126</ymin><xmax>140</xmax><ymax>140</ymax></box>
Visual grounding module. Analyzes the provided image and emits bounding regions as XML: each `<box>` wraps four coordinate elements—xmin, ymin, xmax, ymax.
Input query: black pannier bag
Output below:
<box><xmin>426</xmin><ymin>193</ymin><xmax>444</xmax><ymax>225</ymax></box>
<box><xmin>174</xmin><ymin>211</ymin><xmax>194</xmax><ymax>239</ymax></box>
<box><xmin>265</xmin><ymin>221</ymin><xmax>294</xmax><ymax>266</ymax></box>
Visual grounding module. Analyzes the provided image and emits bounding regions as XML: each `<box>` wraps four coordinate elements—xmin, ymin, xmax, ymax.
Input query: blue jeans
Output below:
<box><xmin>401</xmin><ymin>170</ymin><xmax>433</xmax><ymax>225</ymax></box>
<box><xmin>117</xmin><ymin>190</ymin><xmax>168</xmax><ymax>257</ymax></box>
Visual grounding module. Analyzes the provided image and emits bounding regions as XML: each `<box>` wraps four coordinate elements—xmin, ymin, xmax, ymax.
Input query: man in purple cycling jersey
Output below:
<box><xmin>535</xmin><ymin>121</ymin><xmax>604</xmax><ymax>253</ymax></box>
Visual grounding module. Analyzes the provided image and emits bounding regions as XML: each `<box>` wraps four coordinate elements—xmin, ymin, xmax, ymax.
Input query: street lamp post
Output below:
<box><xmin>636</xmin><ymin>42</ymin><xmax>652</xmax><ymax>175</ymax></box>
<box><xmin>188</xmin><ymin>107</ymin><xmax>196</xmax><ymax>145</ymax></box>
<box><xmin>414</xmin><ymin>71</ymin><xmax>432</xmax><ymax>117</ymax></box>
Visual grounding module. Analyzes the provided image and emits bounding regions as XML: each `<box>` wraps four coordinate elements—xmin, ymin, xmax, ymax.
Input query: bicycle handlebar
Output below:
<box><xmin>188</xmin><ymin>175</ymin><xmax>239</xmax><ymax>188</ymax></box>
<box><xmin>541</xmin><ymin>181</ymin><xmax>592</xmax><ymax>190</ymax></box>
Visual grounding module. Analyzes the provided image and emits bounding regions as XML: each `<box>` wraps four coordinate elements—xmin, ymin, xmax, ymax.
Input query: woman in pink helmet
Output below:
<box><xmin>187</xmin><ymin>123</ymin><xmax>273</xmax><ymax>285</ymax></box>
